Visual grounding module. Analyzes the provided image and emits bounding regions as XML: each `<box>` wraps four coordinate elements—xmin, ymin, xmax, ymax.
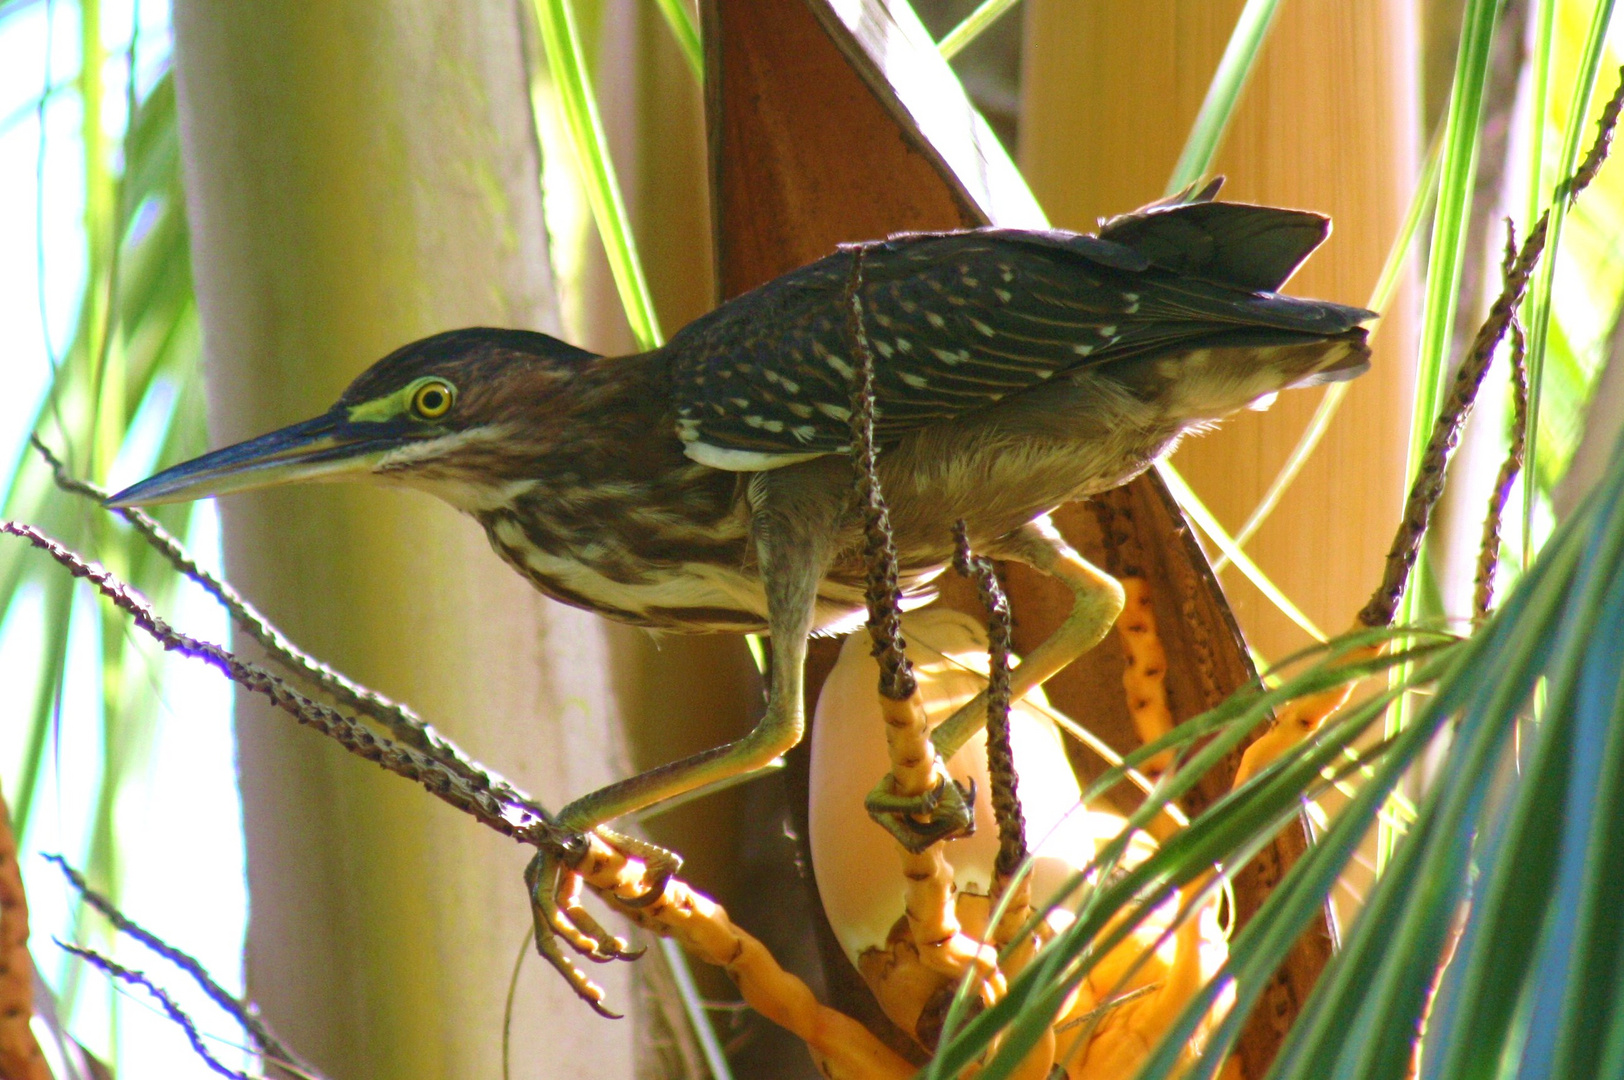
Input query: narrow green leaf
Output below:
<box><xmin>937</xmin><ymin>0</ymin><xmax>1020</xmax><ymax>61</ymax></box>
<box><xmin>1403</xmin><ymin>0</ymin><xmax>1499</xmax><ymax>542</ymax></box>
<box><xmin>937</xmin><ymin>640</ymin><xmax>1441</xmax><ymax>1078</ymax></box>
<box><xmin>1380</xmin><ymin>0</ymin><xmax>1502</xmax><ymax>871</ymax></box>
<box><xmin>649</xmin><ymin>0</ymin><xmax>702</xmax><ymax>81</ymax></box>
<box><xmin>1158</xmin><ymin>463</ymin><xmax>1326</xmax><ymax>641</ymax></box>
<box><xmin>1177</xmin><ymin>509</ymin><xmax>1587</xmax><ymax>1080</ymax></box>
<box><xmin>1138</xmin><ymin>685</ymin><xmax>1453</xmax><ymax>1080</ymax></box>
<box><xmin>1547</xmin><ymin>661</ymin><xmax>1624</xmax><ymax>1075</ymax></box>
<box><xmin>1536</xmin><ymin>588</ymin><xmax>1624</xmax><ymax>1077</ymax></box>
<box><xmin>530</xmin><ymin>0</ymin><xmax>664</xmax><ymax>350</ymax></box>
<box><xmin>1525</xmin><ymin>0</ymin><xmax>1557</xmax><ymax>244</ymax></box>
<box><xmin>1520</xmin><ymin>3</ymin><xmax>1618</xmax><ymax>562</ymax></box>
<box><xmin>1215</xmin><ymin>131</ymin><xmax>1442</xmax><ymax>571</ymax></box>
<box><xmin>9</xmin><ymin>575</ymin><xmax>72</xmax><ymax>842</ymax></box>
<box><xmin>1164</xmin><ymin>0</ymin><xmax>1284</xmax><ymax>196</ymax></box>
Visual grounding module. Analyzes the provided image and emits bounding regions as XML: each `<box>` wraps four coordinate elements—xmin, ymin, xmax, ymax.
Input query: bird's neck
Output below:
<box><xmin>380</xmin><ymin>350</ymin><xmax>679</xmax><ymax>515</ymax></box>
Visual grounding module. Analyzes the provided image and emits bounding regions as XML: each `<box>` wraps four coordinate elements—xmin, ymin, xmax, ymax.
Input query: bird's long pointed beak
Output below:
<box><xmin>106</xmin><ymin>408</ymin><xmax>416</xmax><ymax>508</ymax></box>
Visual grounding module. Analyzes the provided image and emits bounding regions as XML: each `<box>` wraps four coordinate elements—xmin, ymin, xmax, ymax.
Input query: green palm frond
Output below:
<box><xmin>937</xmin><ymin>0</ymin><xmax>1021</xmax><ymax>61</ymax></box>
<box><xmin>1164</xmin><ymin>0</ymin><xmax>1285</xmax><ymax>196</ymax></box>
<box><xmin>1521</xmin><ymin>2</ymin><xmax>1619</xmax><ymax>553</ymax></box>
<box><xmin>924</xmin><ymin>412</ymin><xmax>1624</xmax><ymax>1078</ymax></box>
<box><xmin>1406</xmin><ymin>0</ymin><xmax>1500</xmax><ymax>545</ymax></box>
<box><xmin>529</xmin><ymin>0</ymin><xmax>664</xmax><ymax>350</ymax></box>
<box><xmin>1</xmin><ymin>45</ymin><xmax>206</xmax><ymax>1059</ymax></box>
<box><xmin>649</xmin><ymin>0</ymin><xmax>701</xmax><ymax>79</ymax></box>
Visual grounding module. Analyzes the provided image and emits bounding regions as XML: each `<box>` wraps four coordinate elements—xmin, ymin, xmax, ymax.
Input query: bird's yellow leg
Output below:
<box><xmin>533</xmin><ymin>591</ymin><xmax>812</xmax><ymax>957</ymax></box>
<box><xmin>533</xmin><ymin>475</ymin><xmax>834</xmax><ymax>968</ymax></box>
<box><xmin>551</xmin><ymin>620</ymin><xmax>807</xmax><ymax>832</ymax></box>
<box><xmin>932</xmin><ymin>516</ymin><xmax>1126</xmax><ymax>760</ymax></box>
<box><xmin>552</xmin><ymin>487</ymin><xmax>827</xmax><ymax>834</ymax></box>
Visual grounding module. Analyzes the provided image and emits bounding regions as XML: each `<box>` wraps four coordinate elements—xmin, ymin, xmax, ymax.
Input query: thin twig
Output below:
<box><xmin>1359</xmin><ymin>67</ymin><xmax>1624</xmax><ymax>628</ymax></box>
<box><xmin>45</xmin><ymin>855</ymin><xmax>318</xmax><ymax>1078</ymax></box>
<box><xmin>1558</xmin><ymin>64</ymin><xmax>1624</xmax><ymax>205</ymax></box>
<box><xmin>6</xmin><ymin>521</ymin><xmax>917</xmax><ymax>1058</ymax></box>
<box><xmin>842</xmin><ymin>243</ymin><xmax>915</xmax><ymax>701</ymax></box>
<box><xmin>54</xmin><ymin>943</ymin><xmax>250</xmax><ymax>1080</ymax></box>
<box><xmin>0</xmin><ymin>522</ymin><xmax>563</xmax><ymax>852</ymax></box>
<box><xmin>952</xmin><ymin>521</ymin><xmax>1026</xmax><ymax>878</ymax></box>
<box><xmin>29</xmin><ymin>437</ymin><xmax>504</xmax><ymax>798</ymax></box>
<box><xmin>1474</xmin><ymin>223</ymin><xmax>1530</xmax><ymax>621</ymax></box>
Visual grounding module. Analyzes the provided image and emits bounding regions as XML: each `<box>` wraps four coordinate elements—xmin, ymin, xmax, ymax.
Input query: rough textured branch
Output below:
<box><xmin>1559</xmin><ymin>65</ymin><xmax>1624</xmax><ymax>204</ymax></box>
<box><xmin>30</xmin><ymin>438</ymin><xmax>516</xmax><ymax>802</ymax></box>
<box><xmin>0</xmin><ymin>521</ymin><xmax>561</xmax><ymax>850</ymax></box>
<box><xmin>1474</xmin><ymin>223</ymin><xmax>1530</xmax><ymax>621</ymax></box>
<box><xmin>952</xmin><ymin>521</ymin><xmax>1025</xmax><ymax>879</ymax></box>
<box><xmin>843</xmin><ymin>243</ymin><xmax>916</xmax><ymax>701</ymax></box>
<box><xmin>56</xmin><ymin>943</ymin><xmax>250</xmax><ymax>1080</ymax></box>
<box><xmin>568</xmin><ymin>831</ymin><xmax>916</xmax><ymax>1079</ymax></box>
<box><xmin>1359</xmin><ymin>66</ymin><xmax>1624</xmax><ymax>628</ymax></box>
<box><xmin>47</xmin><ymin>855</ymin><xmax>318</xmax><ymax>1078</ymax></box>
<box><xmin>0</xmin><ymin>787</ymin><xmax>47</xmax><ymax>1080</ymax></box>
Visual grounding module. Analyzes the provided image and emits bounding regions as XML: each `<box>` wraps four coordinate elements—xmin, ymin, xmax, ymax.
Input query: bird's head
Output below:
<box><xmin>107</xmin><ymin>328</ymin><xmax>603</xmax><ymax>512</ymax></box>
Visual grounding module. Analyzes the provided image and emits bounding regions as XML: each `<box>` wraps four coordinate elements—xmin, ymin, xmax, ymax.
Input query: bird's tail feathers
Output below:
<box><xmin>1289</xmin><ymin>328</ymin><xmax>1372</xmax><ymax>386</ymax></box>
<box><xmin>1154</xmin><ymin>328</ymin><xmax>1371</xmax><ymax>421</ymax></box>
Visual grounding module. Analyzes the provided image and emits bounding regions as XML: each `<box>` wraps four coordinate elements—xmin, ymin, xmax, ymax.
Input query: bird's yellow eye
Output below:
<box><xmin>411</xmin><ymin>380</ymin><xmax>455</xmax><ymax>419</ymax></box>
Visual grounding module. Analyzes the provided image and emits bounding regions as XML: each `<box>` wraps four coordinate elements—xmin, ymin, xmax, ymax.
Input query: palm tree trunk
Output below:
<box><xmin>1020</xmin><ymin>0</ymin><xmax>1422</xmax><ymax>1068</ymax></box>
<box><xmin>1020</xmin><ymin>0</ymin><xmax>1421</xmax><ymax>662</ymax></box>
<box><xmin>171</xmin><ymin>3</ymin><xmax>638</xmax><ymax>1076</ymax></box>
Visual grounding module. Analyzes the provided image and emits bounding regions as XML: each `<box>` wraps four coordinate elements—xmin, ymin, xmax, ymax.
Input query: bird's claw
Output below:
<box><xmin>596</xmin><ymin>826</ymin><xmax>683</xmax><ymax>908</ymax></box>
<box><xmin>864</xmin><ymin>774</ymin><xmax>976</xmax><ymax>853</ymax></box>
<box><xmin>524</xmin><ymin>845</ymin><xmax>624</xmax><ymax>1018</ymax></box>
<box><xmin>524</xmin><ymin>825</ymin><xmax>682</xmax><ymax>1018</ymax></box>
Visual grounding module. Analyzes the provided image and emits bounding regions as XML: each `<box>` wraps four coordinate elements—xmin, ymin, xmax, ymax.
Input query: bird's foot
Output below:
<box><xmin>864</xmin><ymin>772</ymin><xmax>976</xmax><ymax>852</ymax></box>
<box><xmin>525</xmin><ymin>827</ymin><xmax>680</xmax><ymax>1017</ymax></box>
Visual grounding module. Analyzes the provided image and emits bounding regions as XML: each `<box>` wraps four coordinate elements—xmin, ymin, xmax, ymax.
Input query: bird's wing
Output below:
<box><xmin>669</xmin><ymin>214</ymin><xmax>1372</xmax><ymax>470</ymax></box>
<box><xmin>1096</xmin><ymin>196</ymin><xmax>1332</xmax><ymax>293</ymax></box>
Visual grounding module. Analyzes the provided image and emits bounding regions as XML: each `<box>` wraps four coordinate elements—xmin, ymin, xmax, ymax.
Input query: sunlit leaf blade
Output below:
<box><xmin>1521</xmin><ymin>577</ymin><xmax>1624</xmax><ymax>1077</ymax></box>
<box><xmin>934</xmin><ymin>412</ymin><xmax>1624</xmax><ymax>1080</ymax></box>
<box><xmin>936</xmin><ymin>0</ymin><xmax>1020</xmax><ymax>61</ymax></box>
<box><xmin>1271</xmin><ymin>447</ymin><xmax>1611</xmax><ymax>1079</ymax></box>
<box><xmin>929</xmin><ymin>641</ymin><xmax>1442</xmax><ymax>1078</ymax></box>
<box><xmin>529</xmin><ymin>0</ymin><xmax>664</xmax><ymax>350</ymax></box>
<box><xmin>1215</xmin><ymin>132</ymin><xmax>1442</xmax><ymax>570</ymax></box>
<box><xmin>1520</xmin><ymin>2</ymin><xmax>1618</xmax><ymax>560</ymax></box>
<box><xmin>1404</xmin><ymin>0</ymin><xmax>1499</xmax><ymax>535</ymax></box>
<box><xmin>1526</xmin><ymin>0</ymin><xmax>1556</xmax><ymax>234</ymax></box>
<box><xmin>1421</xmin><ymin>472</ymin><xmax>1624</xmax><ymax>1078</ymax></box>
<box><xmin>1164</xmin><ymin>0</ymin><xmax>1284</xmax><ymax>196</ymax></box>
<box><xmin>0</xmin><ymin>50</ymin><xmax>206</xmax><ymax>1054</ymax></box>
<box><xmin>1149</xmin><ymin>0</ymin><xmax>1340</xmax><ymax>642</ymax></box>
<box><xmin>1159</xmin><ymin>463</ymin><xmax>1327</xmax><ymax>641</ymax></box>
<box><xmin>10</xmin><ymin>577</ymin><xmax>71</xmax><ymax>839</ymax></box>
<box><xmin>1198</xmin><ymin>504</ymin><xmax>1581</xmax><ymax>1080</ymax></box>
<box><xmin>649</xmin><ymin>0</ymin><xmax>702</xmax><ymax>81</ymax></box>
<box><xmin>1544</xmin><ymin>649</ymin><xmax>1624</xmax><ymax>1076</ymax></box>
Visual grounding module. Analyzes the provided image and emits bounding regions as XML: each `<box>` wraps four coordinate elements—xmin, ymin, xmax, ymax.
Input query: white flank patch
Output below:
<box><xmin>491</xmin><ymin>517</ymin><xmax>773</xmax><ymax>620</ymax></box>
<box><xmin>682</xmin><ymin>441</ymin><xmax>828</xmax><ymax>472</ymax></box>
